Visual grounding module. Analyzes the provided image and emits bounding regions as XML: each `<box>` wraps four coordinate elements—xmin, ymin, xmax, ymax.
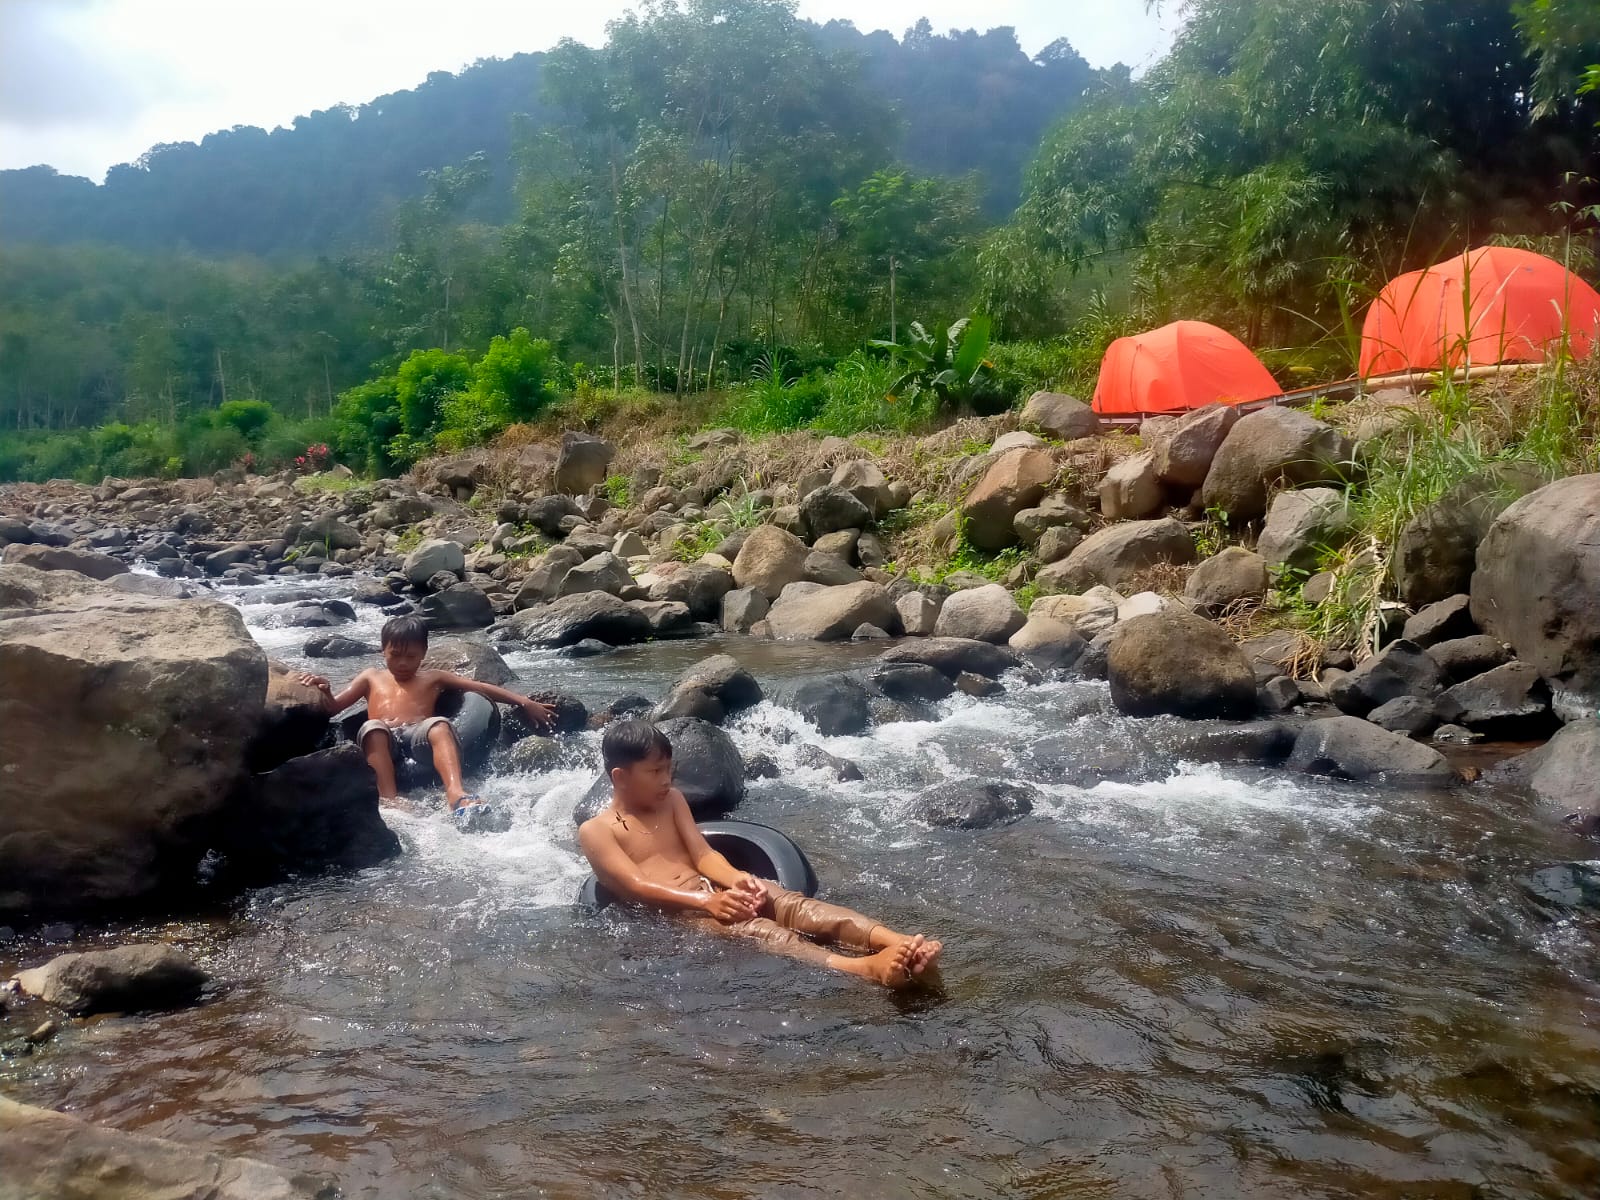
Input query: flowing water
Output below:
<box><xmin>5</xmin><ymin>575</ymin><xmax>1600</xmax><ymax>1198</ymax></box>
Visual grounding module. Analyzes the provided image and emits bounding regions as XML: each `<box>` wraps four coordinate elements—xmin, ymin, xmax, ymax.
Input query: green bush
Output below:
<box><xmin>213</xmin><ymin>399</ymin><xmax>276</xmax><ymax>441</ymax></box>
<box><xmin>333</xmin><ymin>376</ymin><xmax>403</xmax><ymax>475</ymax></box>
<box><xmin>719</xmin><ymin>364</ymin><xmax>829</xmax><ymax>433</ymax></box>
<box><xmin>395</xmin><ymin>348</ymin><xmax>471</xmax><ymax>439</ymax></box>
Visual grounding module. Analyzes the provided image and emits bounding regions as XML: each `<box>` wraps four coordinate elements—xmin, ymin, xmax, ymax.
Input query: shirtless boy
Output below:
<box><xmin>298</xmin><ymin>614</ymin><xmax>554</xmax><ymax>820</ymax></box>
<box><xmin>578</xmin><ymin>719</ymin><xmax>943</xmax><ymax>989</ymax></box>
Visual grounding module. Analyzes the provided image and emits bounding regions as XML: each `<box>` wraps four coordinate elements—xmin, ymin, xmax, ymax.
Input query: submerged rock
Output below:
<box><xmin>1286</xmin><ymin>716</ymin><xmax>1456</xmax><ymax>785</ymax></box>
<box><xmin>877</xmin><ymin>636</ymin><xmax>1023</xmax><ymax>681</ymax></box>
<box><xmin>15</xmin><ymin>944</ymin><xmax>208</xmax><ymax>1015</ymax></box>
<box><xmin>915</xmin><ymin>780</ymin><xmax>1038</xmax><ymax>829</ymax></box>
<box><xmin>775</xmin><ymin>673</ymin><xmax>873</xmax><ymax>736</ymax></box>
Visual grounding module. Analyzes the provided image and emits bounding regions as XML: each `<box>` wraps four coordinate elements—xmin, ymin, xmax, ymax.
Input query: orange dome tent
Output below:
<box><xmin>1359</xmin><ymin>246</ymin><xmax>1600</xmax><ymax>377</ymax></box>
<box><xmin>1091</xmin><ymin>319</ymin><xmax>1282</xmax><ymax>416</ymax></box>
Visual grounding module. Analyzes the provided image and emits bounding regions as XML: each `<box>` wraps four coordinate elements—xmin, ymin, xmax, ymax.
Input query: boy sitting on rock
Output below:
<box><xmin>579</xmin><ymin>719</ymin><xmax>943</xmax><ymax>988</ymax></box>
<box><xmin>298</xmin><ymin>615</ymin><xmax>554</xmax><ymax>827</ymax></box>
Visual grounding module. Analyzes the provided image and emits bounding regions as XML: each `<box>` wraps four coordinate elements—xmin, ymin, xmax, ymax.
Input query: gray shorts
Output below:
<box><xmin>358</xmin><ymin>716</ymin><xmax>451</xmax><ymax>766</ymax></box>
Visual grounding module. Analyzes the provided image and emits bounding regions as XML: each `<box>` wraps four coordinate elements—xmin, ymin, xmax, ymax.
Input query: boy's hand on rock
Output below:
<box><xmin>521</xmin><ymin>697</ymin><xmax>557</xmax><ymax>729</ymax></box>
<box><xmin>297</xmin><ymin>673</ymin><xmax>332</xmax><ymax>694</ymax></box>
<box><xmin>703</xmin><ymin>889</ymin><xmax>759</xmax><ymax>925</ymax></box>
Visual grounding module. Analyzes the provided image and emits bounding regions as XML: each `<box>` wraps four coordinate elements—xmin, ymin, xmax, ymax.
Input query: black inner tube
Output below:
<box><xmin>579</xmin><ymin>820</ymin><xmax>818</xmax><ymax>908</ymax></box>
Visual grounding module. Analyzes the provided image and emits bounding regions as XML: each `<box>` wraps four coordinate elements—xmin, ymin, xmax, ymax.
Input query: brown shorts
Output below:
<box><xmin>357</xmin><ymin>715</ymin><xmax>451</xmax><ymax>765</ymax></box>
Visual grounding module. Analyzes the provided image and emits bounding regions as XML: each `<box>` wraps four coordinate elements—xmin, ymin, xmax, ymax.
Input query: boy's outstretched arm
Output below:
<box><xmin>578</xmin><ymin>820</ymin><xmax>758</xmax><ymax>923</ymax></box>
<box><xmin>296</xmin><ymin>670</ymin><xmax>372</xmax><ymax>715</ymax></box>
<box><xmin>671</xmin><ymin>793</ymin><xmax>763</xmax><ymax>896</ymax></box>
<box><xmin>431</xmin><ymin>671</ymin><xmax>556</xmax><ymax>729</ymax></box>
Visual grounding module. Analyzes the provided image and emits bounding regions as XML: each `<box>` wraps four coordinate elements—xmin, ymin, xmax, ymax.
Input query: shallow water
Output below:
<box><xmin>5</xmin><ymin>575</ymin><xmax>1600</xmax><ymax>1198</ymax></box>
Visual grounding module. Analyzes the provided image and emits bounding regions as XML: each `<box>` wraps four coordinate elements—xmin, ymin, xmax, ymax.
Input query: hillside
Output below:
<box><xmin>0</xmin><ymin>20</ymin><xmax>1103</xmax><ymax>259</ymax></box>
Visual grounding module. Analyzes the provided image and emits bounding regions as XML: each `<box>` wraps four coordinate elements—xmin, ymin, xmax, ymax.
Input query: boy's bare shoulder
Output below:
<box><xmin>577</xmin><ymin>810</ymin><xmax>615</xmax><ymax>846</ymax></box>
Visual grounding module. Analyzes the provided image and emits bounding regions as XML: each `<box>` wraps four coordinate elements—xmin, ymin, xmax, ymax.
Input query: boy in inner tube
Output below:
<box><xmin>298</xmin><ymin>614</ymin><xmax>555</xmax><ymax>823</ymax></box>
<box><xmin>579</xmin><ymin>719</ymin><xmax>943</xmax><ymax>988</ymax></box>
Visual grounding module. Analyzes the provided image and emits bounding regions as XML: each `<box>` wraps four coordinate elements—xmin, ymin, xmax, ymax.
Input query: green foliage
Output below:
<box><xmin>874</xmin><ymin>316</ymin><xmax>1006</xmax><ymax>414</ymax></box>
<box><xmin>395</xmin><ymin>348</ymin><xmax>472</xmax><ymax>439</ymax></box>
<box><xmin>720</xmin><ymin>361</ymin><xmax>830</xmax><ymax>434</ymax></box>
<box><xmin>601</xmin><ymin>474</ymin><xmax>632</xmax><ymax>508</ymax></box>
<box><xmin>472</xmin><ymin>328</ymin><xmax>561</xmax><ymax>423</ymax></box>
<box><xmin>213</xmin><ymin>399</ymin><xmax>275</xmax><ymax>440</ymax></box>
<box><xmin>332</xmin><ymin>377</ymin><xmax>403</xmax><ymax>477</ymax></box>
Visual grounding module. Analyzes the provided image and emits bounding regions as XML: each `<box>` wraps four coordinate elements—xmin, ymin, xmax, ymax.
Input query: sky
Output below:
<box><xmin>0</xmin><ymin>0</ymin><xmax>1179</xmax><ymax>182</ymax></box>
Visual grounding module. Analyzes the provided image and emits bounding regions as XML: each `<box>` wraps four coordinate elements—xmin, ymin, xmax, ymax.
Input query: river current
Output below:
<box><xmin>4</xmin><ymin>573</ymin><xmax>1600</xmax><ymax>1198</ymax></box>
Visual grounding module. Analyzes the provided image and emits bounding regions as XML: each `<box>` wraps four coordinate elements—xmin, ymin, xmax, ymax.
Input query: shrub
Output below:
<box><xmin>395</xmin><ymin>348</ymin><xmax>471</xmax><ymax>439</ymax></box>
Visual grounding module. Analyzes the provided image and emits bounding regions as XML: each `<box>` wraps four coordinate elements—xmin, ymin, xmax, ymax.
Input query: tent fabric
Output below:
<box><xmin>1359</xmin><ymin>246</ymin><xmax>1600</xmax><ymax>377</ymax></box>
<box><xmin>1091</xmin><ymin>320</ymin><xmax>1282</xmax><ymax>416</ymax></box>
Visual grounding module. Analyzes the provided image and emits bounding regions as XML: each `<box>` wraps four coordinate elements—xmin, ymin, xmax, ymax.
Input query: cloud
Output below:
<box><xmin>0</xmin><ymin>0</ymin><xmax>167</xmax><ymax>127</ymax></box>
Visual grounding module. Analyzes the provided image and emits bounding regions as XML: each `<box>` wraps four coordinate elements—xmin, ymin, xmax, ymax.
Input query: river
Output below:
<box><xmin>4</xmin><ymin>574</ymin><xmax>1600</xmax><ymax>1198</ymax></box>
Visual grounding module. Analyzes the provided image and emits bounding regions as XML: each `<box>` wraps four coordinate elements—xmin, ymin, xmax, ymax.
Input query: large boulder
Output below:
<box><xmin>403</xmin><ymin>538</ymin><xmax>464</xmax><ymax>585</ymax></box>
<box><xmin>1400</xmin><ymin>594</ymin><xmax>1476</xmax><ymax>648</ymax></box>
<box><xmin>1184</xmin><ymin>547</ymin><xmax>1268</xmax><ymax>614</ymax></box>
<box><xmin>419</xmin><ymin>583</ymin><xmax>495</xmax><ymax>630</ymax></box>
<box><xmin>0</xmin><ymin>543</ymin><xmax>127</xmax><ymax>580</ymax></box>
<box><xmin>1150</xmin><ymin>403</ymin><xmax>1239</xmax><ymax>488</ymax></box>
<box><xmin>301</xmin><ymin>513</ymin><xmax>361</xmax><ymax>552</ymax></box>
<box><xmin>1286</xmin><ymin>716</ymin><xmax>1456</xmax><ymax>784</ymax></box>
<box><xmin>1200</xmin><ymin>407</ymin><xmax>1354</xmax><ymax>521</ymax></box>
<box><xmin>654</xmin><ymin>654</ymin><xmax>763</xmax><ymax>724</ymax></box>
<box><xmin>574</xmin><ymin>716</ymin><xmax>744</xmax><ymax>823</ymax></box>
<box><xmin>0</xmin><ymin>594</ymin><xmax>267</xmax><ymax>921</ymax></box>
<box><xmin>732</xmin><ymin>525</ymin><xmax>810</xmax><ymax>599</ymax></box>
<box><xmin>1395</xmin><ymin>466</ymin><xmax>1543</xmax><ymax>607</ymax></box>
<box><xmin>1254</xmin><ymin>486</ymin><xmax>1353</xmax><ymax>572</ymax></box>
<box><xmin>553</xmin><ymin>431</ymin><xmax>615</xmax><ymax>495</ymax></box>
<box><xmin>648</xmin><ymin>563</ymin><xmax>734</xmax><ymax>621</ymax></box>
<box><xmin>775</xmin><ymin>673</ymin><xmax>873</xmax><ymax>736</ymax></box>
<box><xmin>504</xmin><ymin>591</ymin><xmax>652</xmax><ymax>647</ymax></box>
<box><xmin>831</xmin><ymin>459</ymin><xmax>896</xmax><ymax>519</ymax></box>
<box><xmin>0</xmin><ymin>1097</ymin><xmax>331</xmax><ymax>1200</ymax></box>
<box><xmin>1106</xmin><ymin>609</ymin><xmax>1256</xmax><ymax>719</ymax></box>
<box><xmin>915</xmin><ymin>780</ymin><xmax>1038</xmax><ymax>829</ymax></box>
<box><xmin>555</xmin><ymin>551</ymin><xmax>633</xmax><ymax>598</ymax></box>
<box><xmin>217</xmin><ymin>745</ymin><xmax>402</xmax><ymax>885</ymax></box>
<box><xmin>961</xmin><ymin>448</ymin><xmax>1054</xmax><ymax>551</ymax></box>
<box><xmin>1327</xmin><ymin>640</ymin><xmax>1445</xmax><ymax>717</ymax></box>
<box><xmin>877</xmin><ymin>636</ymin><xmax>1024</xmax><ymax>680</ymax></box>
<box><xmin>1098</xmin><ymin>451</ymin><xmax>1162</xmax><ymax>520</ymax></box>
<box><xmin>422</xmin><ymin>638</ymin><xmax>516</xmax><ymax>685</ymax></box>
<box><xmin>932</xmin><ymin>583</ymin><xmax>1026</xmax><ymax>644</ymax></box>
<box><xmin>512</xmin><ymin>545</ymin><xmax>586</xmax><ymax>609</ymax></box>
<box><xmin>248</xmin><ymin>661</ymin><xmax>333</xmax><ymax>772</ymax></box>
<box><xmin>1491</xmin><ymin>719</ymin><xmax>1600</xmax><ymax>828</ymax></box>
<box><xmin>1022</xmin><ymin>391</ymin><xmax>1099</xmax><ymax>440</ymax></box>
<box><xmin>1470</xmin><ymin>474</ymin><xmax>1600</xmax><ymax>704</ymax></box>
<box><xmin>1030</xmin><ymin>586</ymin><xmax>1123</xmax><ymax>639</ymax></box>
<box><xmin>15</xmin><ymin>944</ymin><xmax>208</xmax><ymax>1015</ymax></box>
<box><xmin>1428</xmin><ymin>634</ymin><xmax>1511</xmax><ymax>684</ymax></box>
<box><xmin>800</xmin><ymin>484</ymin><xmax>872</xmax><ymax>539</ymax></box>
<box><xmin>1036</xmin><ymin>518</ymin><xmax>1195</xmax><ymax>593</ymax></box>
<box><xmin>721</xmin><ymin>586</ymin><xmax>770</xmax><ymax>633</ymax></box>
<box><xmin>1008</xmin><ymin>617</ymin><xmax>1086</xmax><ymax>670</ymax></box>
<box><xmin>1434</xmin><ymin>662</ymin><xmax>1555</xmax><ymax>738</ymax></box>
<box><xmin>765</xmin><ymin>581</ymin><xmax>895</xmax><ymax>642</ymax></box>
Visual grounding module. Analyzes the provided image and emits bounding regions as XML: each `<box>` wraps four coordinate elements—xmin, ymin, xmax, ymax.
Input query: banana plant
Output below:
<box><xmin>871</xmin><ymin>315</ymin><xmax>999</xmax><ymax>413</ymax></box>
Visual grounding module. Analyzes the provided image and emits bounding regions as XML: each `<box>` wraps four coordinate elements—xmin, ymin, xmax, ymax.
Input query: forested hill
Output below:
<box><xmin>0</xmin><ymin>18</ymin><xmax>1102</xmax><ymax>259</ymax></box>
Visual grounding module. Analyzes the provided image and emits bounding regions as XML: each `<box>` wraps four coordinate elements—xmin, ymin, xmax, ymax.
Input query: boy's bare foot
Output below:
<box><xmin>907</xmin><ymin>937</ymin><xmax>943</xmax><ymax>980</ymax></box>
<box><xmin>831</xmin><ymin>940</ymin><xmax>916</xmax><ymax>988</ymax></box>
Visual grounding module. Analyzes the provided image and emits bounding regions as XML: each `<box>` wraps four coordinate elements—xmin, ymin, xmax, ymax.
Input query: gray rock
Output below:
<box><xmin>0</xmin><ymin>543</ymin><xmax>127</xmax><ymax>580</ymax></box>
<box><xmin>301</xmin><ymin>514</ymin><xmax>361</xmax><ymax>552</ymax></box>
<box><xmin>1490</xmin><ymin>719</ymin><xmax>1600</xmax><ymax>830</ymax></box>
<box><xmin>1401</xmin><ymin>594</ymin><xmax>1476</xmax><ymax>647</ymax></box>
<box><xmin>15</xmin><ymin>944</ymin><xmax>208</xmax><ymax>1015</ymax></box>
<box><xmin>1098</xmin><ymin>451</ymin><xmax>1162</xmax><ymax>520</ymax></box>
<box><xmin>647</xmin><ymin>563</ymin><xmax>734</xmax><ymax>620</ymax></box>
<box><xmin>795</xmin><ymin>743</ymin><xmax>864</xmax><ymax>781</ymax></box>
<box><xmin>1200</xmin><ymin>407</ymin><xmax>1355</xmax><ymax>522</ymax></box>
<box><xmin>505</xmin><ymin>591</ymin><xmax>652</xmax><ymax>647</ymax></box>
<box><xmin>811</xmin><ymin>528</ymin><xmax>860</xmax><ymax>561</ymax></box>
<box><xmin>629</xmin><ymin>599</ymin><xmax>695</xmax><ymax>635</ymax></box>
<box><xmin>731</xmin><ymin>525</ymin><xmax>810</xmax><ymax>599</ymax></box>
<box><xmin>869</xmin><ymin>661</ymin><xmax>956</xmax><ymax>702</ymax></box>
<box><xmin>800</xmin><ymin>484</ymin><xmax>873</xmax><ymax>539</ymax></box>
<box><xmin>1286</xmin><ymin>716</ymin><xmax>1456</xmax><ymax>784</ymax></box>
<box><xmin>422</xmin><ymin>639</ymin><xmax>515</xmax><ymax>684</ymax></box>
<box><xmin>1022</xmin><ymin>390</ymin><xmax>1099</xmax><ymax>440</ymax></box>
<box><xmin>1034</xmin><ymin>526</ymin><xmax>1082</xmax><ymax>565</ymax></box>
<box><xmin>658</xmin><ymin>654</ymin><xmax>763</xmax><ymax>722</ymax></box>
<box><xmin>553</xmin><ymin>431</ymin><xmax>615</xmax><ymax>495</ymax></box>
<box><xmin>1151</xmin><ymin>403</ymin><xmax>1241</xmax><ymax>488</ymax></box>
<box><xmin>0</xmin><ymin>1095</ymin><xmax>331</xmax><ymax>1199</ymax></box>
<box><xmin>895</xmin><ymin>590</ymin><xmax>942</xmax><ymax>636</ymax></box>
<box><xmin>1036</xmin><ymin>518</ymin><xmax>1195</xmax><ymax>593</ymax></box>
<box><xmin>1106</xmin><ymin>609</ymin><xmax>1256</xmax><ymax>719</ymax></box>
<box><xmin>1328</xmin><ymin>640</ymin><xmax>1445</xmax><ymax>717</ymax></box>
<box><xmin>877</xmin><ymin>636</ymin><xmax>1023</xmax><ymax>681</ymax></box>
<box><xmin>1471</xmin><ymin>474</ymin><xmax>1600</xmax><ymax>704</ymax></box>
<box><xmin>1013</xmin><ymin>494</ymin><xmax>1093</xmax><ymax>546</ymax></box>
<box><xmin>915</xmin><ymin>780</ymin><xmax>1037</xmax><ymax>829</ymax></box>
<box><xmin>933</xmin><ymin>583</ymin><xmax>1025</xmax><ymax>644</ymax></box>
<box><xmin>961</xmin><ymin>448</ymin><xmax>1055</xmax><ymax>551</ymax></box>
<box><xmin>402</xmin><ymin>538</ymin><xmax>464</xmax><ymax>585</ymax></box>
<box><xmin>1184</xmin><ymin>547</ymin><xmax>1268</xmax><ymax>614</ymax></box>
<box><xmin>1255</xmin><ymin>486</ymin><xmax>1352</xmax><ymax>572</ymax></box>
<box><xmin>721</xmin><ymin>586</ymin><xmax>770</xmax><ymax>633</ymax></box>
<box><xmin>766</xmin><ymin>581</ymin><xmax>896</xmax><ymax>642</ymax></box>
<box><xmin>1008</xmin><ymin>617</ymin><xmax>1087</xmax><ymax>670</ymax></box>
<box><xmin>775</xmin><ymin>673</ymin><xmax>873</xmax><ymax>735</ymax></box>
<box><xmin>1396</xmin><ymin>465</ymin><xmax>1543</xmax><ymax>607</ymax></box>
<box><xmin>1434</xmin><ymin>661</ymin><xmax>1554</xmax><ymax>738</ymax></box>
<box><xmin>1029</xmin><ymin>587</ymin><xmax>1123</xmax><ymax>639</ymax></box>
<box><xmin>524</xmin><ymin>493</ymin><xmax>582</xmax><ymax>537</ymax></box>
<box><xmin>553</xmin><ymin>551</ymin><xmax>629</xmax><ymax>598</ymax></box>
<box><xmin>512</xmin><ymin>545</ymin><xmax>586</xmax><ymax>609</ymax></box>
<box><xmin>852</xmin><ymin>622</ymin><xmax>891</xmax><ymax>640</ymax></box>
<box><xmin>419</xmin><ymin>584</ymin><xmax>495</xmax><ymax>629</ymax></box>
<box><xmin>804</xmin><ymin>550</ymin><xmax>863</xmax><ymax>586</ymax></box>
<box><xmin>1258</xmin><ymin>674</ymin><xmax>1302</xmax><ymax>714</ymax></box>
<box><xmin>1367</xmin><ymin>695</ymin><xmax>1437</xmax><ymax>737</ymax></box>
<box><xmin>830</xmin><ymin>459</ymin><xmax>895</xmax><ymax>519</ymax></box>
<box><xmin>304</xmin><ymin>634</ymin><xmax>375</xmax><ymax>658</ymax></box>
<box><xmin>1427</xmin><ymin>634</ymin><xmax>1512</xmax><ymax>683</ymax></box>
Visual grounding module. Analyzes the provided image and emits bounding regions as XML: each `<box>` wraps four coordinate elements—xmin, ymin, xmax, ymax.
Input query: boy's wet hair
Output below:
<box><xmin>380</xmin><ymin>615</ymin><xmax>429</xmax><ymax>651</ymax></box>
<box><xmin>602</xmin><ymin>719</ymin><xmax>672</xmax><ymax>772</ymax></box>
